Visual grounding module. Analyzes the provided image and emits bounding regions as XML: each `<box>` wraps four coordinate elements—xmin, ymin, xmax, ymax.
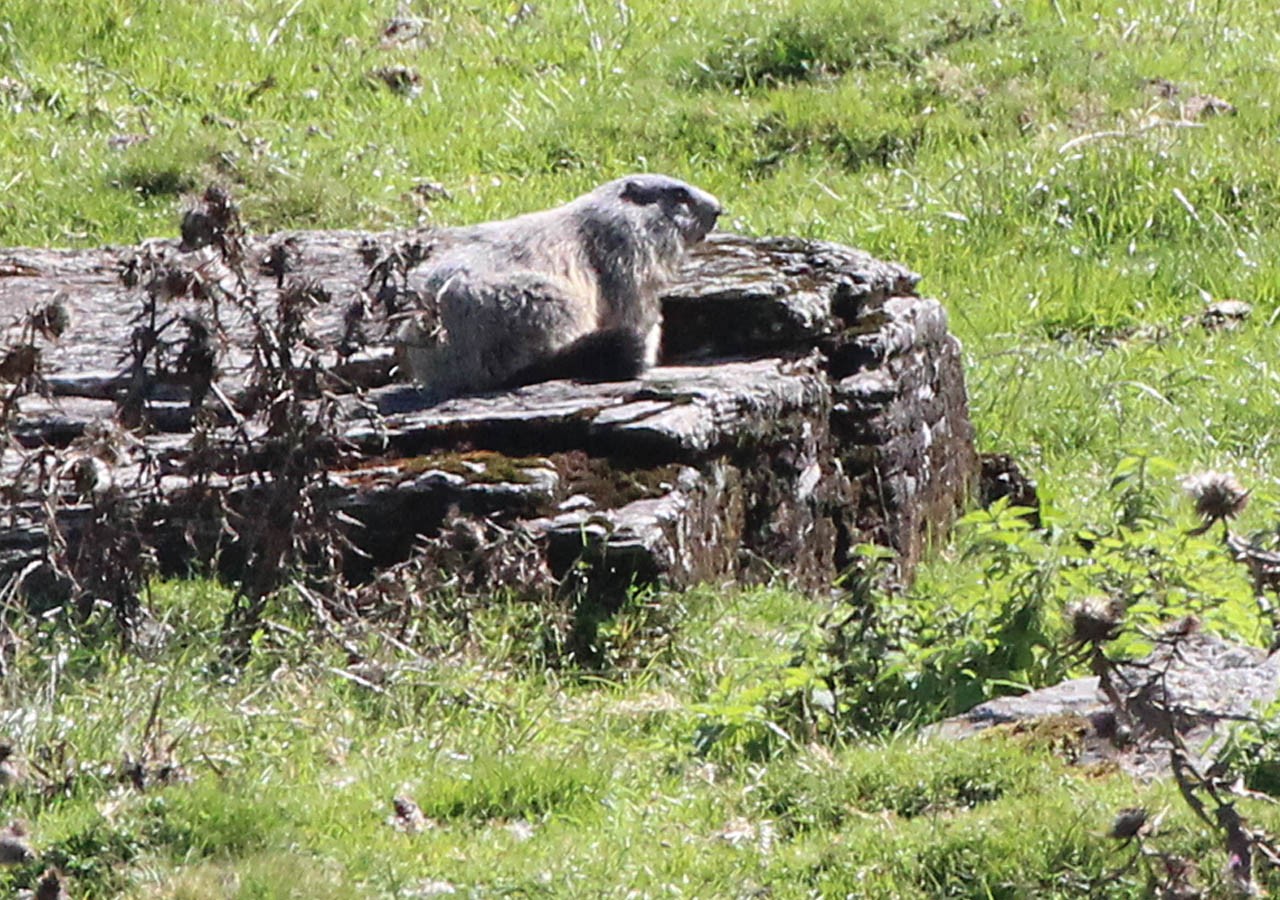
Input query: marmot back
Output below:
<box><xmin>397</xmin><ymin>174</ymin><xmax>722</xmax><ymax>400</ymax></box>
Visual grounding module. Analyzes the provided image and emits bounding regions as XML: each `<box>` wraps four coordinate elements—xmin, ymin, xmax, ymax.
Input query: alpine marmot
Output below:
<box><xmin>397</xmin><ymin>174</ymin><xmax>722</xmax><ymax>399</ymax></box>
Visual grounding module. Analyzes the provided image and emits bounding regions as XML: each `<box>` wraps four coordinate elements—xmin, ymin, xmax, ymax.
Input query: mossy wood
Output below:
<box><xmin>0</xmin><ymin>231</ymin><xmax>976</xmax><ymax>598</ymax></box>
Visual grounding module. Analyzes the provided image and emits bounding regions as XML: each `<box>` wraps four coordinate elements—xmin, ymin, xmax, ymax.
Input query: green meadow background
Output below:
<box><xmin>3</xmin><ymin>1</ymin><xmax>1280</xmax><ymax>895</ymax></box>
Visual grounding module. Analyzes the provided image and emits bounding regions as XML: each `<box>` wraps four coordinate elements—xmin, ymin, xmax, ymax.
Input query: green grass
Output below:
<box><xmin>7</xmin><ymin>0</ymin><xmax>1280</xmax><ymax>895</ymax></box>
<box><xmin>0</xmin><ymin>581</ymin><xmax>1266</xmax><ymax>899</ymax></box>
<box><xmin>5</xmin><ymin>0</ymin><xmax>1280</xmax><ymax>514</ymax></box>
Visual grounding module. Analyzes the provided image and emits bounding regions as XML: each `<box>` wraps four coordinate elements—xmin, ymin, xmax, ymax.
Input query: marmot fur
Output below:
<box><xmin>397</xmin><ymin>174</ymin><xmax>722</xmax><ymax>399</ymax></box>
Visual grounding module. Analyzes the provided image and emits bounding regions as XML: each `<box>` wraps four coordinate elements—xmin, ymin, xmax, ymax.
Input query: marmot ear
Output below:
<box><xmin>620</xmin><ymin>178</ymin><xmax>664</xmax><ymax>206</ymax></box>
<box><xmin>620</xmin><ymin>179</ymin><xmax>645</xmax><ymax>204</ymax></box>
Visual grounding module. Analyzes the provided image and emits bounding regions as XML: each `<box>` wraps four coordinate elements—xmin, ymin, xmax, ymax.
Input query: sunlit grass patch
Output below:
<box><xmin>7</xmin><ymin>0</ymin><xmax>1280</xmax><ymax>895</ymax></box>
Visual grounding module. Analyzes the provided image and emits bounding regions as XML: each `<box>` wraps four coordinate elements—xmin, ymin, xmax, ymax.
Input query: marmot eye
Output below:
<box><xmin>672</xmin><ymin>187</ymin><xmax>691</xmax><ymax>204</ymax></box>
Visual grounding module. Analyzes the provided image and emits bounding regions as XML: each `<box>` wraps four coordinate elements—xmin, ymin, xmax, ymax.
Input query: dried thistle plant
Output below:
<box><xmin>1066</xmin><ymin>594</ymin><xmax>1126</xmax><ymax>647</ymax></box>
<box><xmin>1182</xmin><ymin>470</ymin><xmax>1249</xmax><ymax>536</ymax></box>
<box><xmin>1109</xmin><ymin>806</ymin><xmax>1148</xmax><ymax>841</ymax></box>
<box><xmin>0</xmin><ymin>298</ymin><xmax>67</xmax><ymax>427</ymax></box>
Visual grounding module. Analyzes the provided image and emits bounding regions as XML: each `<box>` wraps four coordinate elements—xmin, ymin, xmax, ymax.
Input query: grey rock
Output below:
<box><xmin>0</xmin><ymin>229</ymin><xmax>977</xmax><ymax>603</ymax></box>
<box><xmin>934</xmin><ymin>632</ymin><xmax>1280</xmax><ymax>777</ymax></box>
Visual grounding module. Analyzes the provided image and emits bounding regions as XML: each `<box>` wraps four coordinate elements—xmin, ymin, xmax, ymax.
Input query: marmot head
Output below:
<box><xmin>612</xmin><ymin>174</ymin><xmax>723</xmax><ymax>245</ymax></box>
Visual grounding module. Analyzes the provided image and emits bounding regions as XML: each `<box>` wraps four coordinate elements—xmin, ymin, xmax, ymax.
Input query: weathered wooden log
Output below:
<box><xmin>0</xmin><ymin>229</ymin><xmax>977</xmax><ymax>603</ymax></box>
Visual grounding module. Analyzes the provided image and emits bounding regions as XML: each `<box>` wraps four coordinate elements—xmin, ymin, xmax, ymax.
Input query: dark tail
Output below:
<box><xmin>503</xmin><ymin>328</ymin><xmax>648</xmax><ymax>389</ymax></box>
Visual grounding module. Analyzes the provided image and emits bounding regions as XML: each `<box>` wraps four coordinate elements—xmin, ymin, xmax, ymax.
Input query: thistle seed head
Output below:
<box><xmin>1182</xmin><ymin>470</ymin><xmax>1249</xmax><ymax>526</ymax></box>
<box><xmin>1066</xmin><ymin>595</ymin><xmax>1125</xmax><ymax>646</ymax></box>
<box><xmin>1110</xmin><ymin>806</ymin><xmax>1148</xmax><ymax>840</ymax></box>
